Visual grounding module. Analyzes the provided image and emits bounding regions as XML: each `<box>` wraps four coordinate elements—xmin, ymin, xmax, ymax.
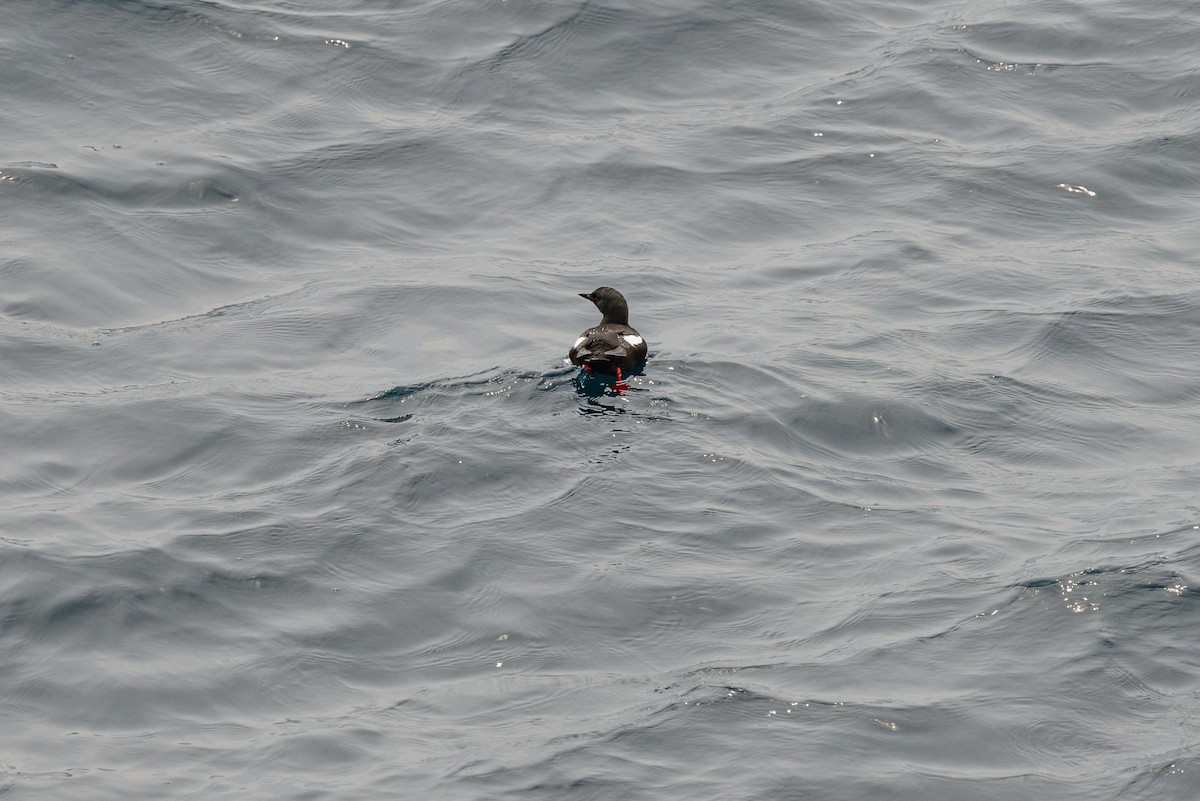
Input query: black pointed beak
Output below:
<box><xmin>579</xmin><ymin>292</ymin><xmax>593</xmax><ymax>301</ymax></box>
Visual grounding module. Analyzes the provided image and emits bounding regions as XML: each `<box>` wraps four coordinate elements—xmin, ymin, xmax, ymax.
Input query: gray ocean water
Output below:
<box><xmin>3</xmin><ymin>0</ymin><xmax>1200</xmax><ymax>798</ymax></box>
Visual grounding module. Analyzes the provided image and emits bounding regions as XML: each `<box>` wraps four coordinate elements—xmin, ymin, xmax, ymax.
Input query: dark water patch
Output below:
<box><xmin>1119</xmin><ymin>755</ymin><xmax>1200</xmax><ymax>801</ymax></box>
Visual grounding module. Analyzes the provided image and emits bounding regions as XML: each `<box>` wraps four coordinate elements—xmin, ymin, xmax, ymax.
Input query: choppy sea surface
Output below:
<box><xmin>3</xmin><ymin>0</ymin><xmax>1200</xmax><ymax>798</ymax></box>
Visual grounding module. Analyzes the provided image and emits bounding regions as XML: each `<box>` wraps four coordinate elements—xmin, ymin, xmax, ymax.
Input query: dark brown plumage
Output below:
<box><xmin>569</xmin><ymin>287</ymin><xmax>648</xmax><ymax>377</ymax></box>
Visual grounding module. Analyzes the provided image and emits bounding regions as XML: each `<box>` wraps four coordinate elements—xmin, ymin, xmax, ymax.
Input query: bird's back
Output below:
<box><xmin>570</xmin><ymin>323</ymin><xmax>647</xmax><ymax>374</ymax></box>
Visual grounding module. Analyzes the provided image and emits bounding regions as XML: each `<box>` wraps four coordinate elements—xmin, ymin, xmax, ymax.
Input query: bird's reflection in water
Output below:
<box><xmin>571</xmin><ymin>366</ymin><xmax>645</xmax><ymax>412</ymax></box>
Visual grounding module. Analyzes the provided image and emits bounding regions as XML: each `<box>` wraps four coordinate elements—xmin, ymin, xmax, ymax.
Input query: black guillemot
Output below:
<box><xmin>569</xmin><ymin>287</ymin><xmax>648</xmax><ymax>383</ymax></box>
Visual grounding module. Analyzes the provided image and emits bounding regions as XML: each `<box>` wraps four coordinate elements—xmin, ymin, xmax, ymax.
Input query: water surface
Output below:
<box><xmin>3</xmin><ymin>0</ymin><xmax>1199</xmax><ymax>798</ymax></box>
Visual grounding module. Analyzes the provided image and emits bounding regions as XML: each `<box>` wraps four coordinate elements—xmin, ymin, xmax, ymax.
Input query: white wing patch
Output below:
<box><xmin>621</xmin><ymin>334</ymin><xmax>644</xmax><ymax>347</ymax></box>
<box><xmin>572</xmin><ymin>336</ymin><xmax>586</xmax><ymax>350</ymax></box>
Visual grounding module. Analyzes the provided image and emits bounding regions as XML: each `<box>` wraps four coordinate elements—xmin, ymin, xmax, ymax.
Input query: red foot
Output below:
<box><xmin>613</xmin><ymin>366</ymin><xmax>628</xmax><ymax>394</ymax></box>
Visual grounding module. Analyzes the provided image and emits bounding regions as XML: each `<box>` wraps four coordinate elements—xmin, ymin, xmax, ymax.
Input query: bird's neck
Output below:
<box><xmin>601</xmin><ymin>301</ymin><xmax>630</xmax><ymax>326</ymax></box>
